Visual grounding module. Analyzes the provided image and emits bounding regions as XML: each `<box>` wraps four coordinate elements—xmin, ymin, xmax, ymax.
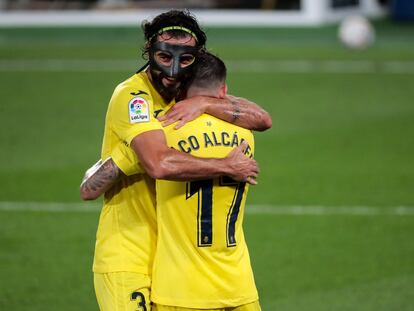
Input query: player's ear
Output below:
<box><xmin>219</xmin><ymin>83</ymin><xmax>227</xmax><ymax>99</ymax></box>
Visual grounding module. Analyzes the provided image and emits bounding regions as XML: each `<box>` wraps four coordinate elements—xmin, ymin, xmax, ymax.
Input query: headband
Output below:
<box><xmin>149</xmin><ymin>26</ymin><xmax>198</xmax><ymax>43</ymax></box>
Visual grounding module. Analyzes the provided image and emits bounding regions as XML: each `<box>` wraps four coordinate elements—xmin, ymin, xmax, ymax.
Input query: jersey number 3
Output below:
<box><xmin>186</xmin><ymin>178</ymin><xmax>246</xmax><ymax>248</ymax></box>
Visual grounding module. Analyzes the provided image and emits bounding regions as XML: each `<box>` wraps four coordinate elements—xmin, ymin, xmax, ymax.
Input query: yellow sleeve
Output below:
<box><xmin>111</xmin><ymin>143</ymin><xmax>144</xmax><ymax>176</ymax></box>
<box><xmin>109</xmin><ymin>82</ymin><xmax>163</xmax><ymax>146</ymax></box>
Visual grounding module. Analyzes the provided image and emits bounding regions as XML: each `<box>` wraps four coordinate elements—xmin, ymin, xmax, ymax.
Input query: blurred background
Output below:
<box><xmin>0</xmin><ymin>0</ymin><xmax>413</xmax><ymax>310</ymax></box>
<box><xmin>0</xmin><ymin>0</ymin><xmax>385</xmax><ymax>10</ymax></box>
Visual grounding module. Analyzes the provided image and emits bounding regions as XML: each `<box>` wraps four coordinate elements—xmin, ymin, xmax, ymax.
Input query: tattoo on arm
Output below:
<box><xmin>80</xmin><ymin>158</ymin><xmax>123</xmax><ymax>199</ymax></box>
<box><xmin>205</xmin><ymin>94</ymin><xmax>271</xmax><ymax>131</ymax></box>
<box><xmin>231</xmin><ymin>99</ymin><xmax>241</xmax><ymax>121</ymax></box>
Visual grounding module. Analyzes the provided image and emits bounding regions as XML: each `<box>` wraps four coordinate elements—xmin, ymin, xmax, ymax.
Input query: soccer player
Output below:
<box><xmin>81</xmin><ymin>10</ymin><xmax>270</xmax><ymax>311</ymax></box>
<box><xmin>151</xmin><ymin>52</ymin><xmax>261</xmax><ymax>311</ymax></box>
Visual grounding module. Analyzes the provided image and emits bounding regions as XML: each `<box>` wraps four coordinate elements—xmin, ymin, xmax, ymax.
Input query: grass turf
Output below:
<box><xmin>0</xmin><ymin>20</ymin><xmax>413</xmax><ymax>310</ymax></box>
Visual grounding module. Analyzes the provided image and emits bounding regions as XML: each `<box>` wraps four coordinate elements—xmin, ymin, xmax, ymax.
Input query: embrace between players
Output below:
<box><xmin>80</xmin><ymin>10</ymin><xmax>272</xmax><ymax>311</ymax></box>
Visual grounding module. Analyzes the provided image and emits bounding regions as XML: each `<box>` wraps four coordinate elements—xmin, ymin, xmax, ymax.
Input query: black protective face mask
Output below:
<box><xmin>148</xmin><ymin>42</ymin><xmax>199</xmax><ymax>101</ymax></box>
<box><xmin>149</xmin><ymin>42</ymin><xmax>199</xmax><ymax>79</ymax></box>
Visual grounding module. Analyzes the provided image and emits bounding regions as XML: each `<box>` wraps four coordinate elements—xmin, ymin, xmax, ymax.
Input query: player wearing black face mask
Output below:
<box><xmin>146</xmin><ymin>30</ymin><xmax>201</xmax><ymax>102</ymax></box>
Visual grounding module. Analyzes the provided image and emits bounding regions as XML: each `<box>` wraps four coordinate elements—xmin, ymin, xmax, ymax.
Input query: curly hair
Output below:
<box><xmin>141</xmin><ymin>10</ymin><xmax>207</xmax><ymax>59</ymax></box>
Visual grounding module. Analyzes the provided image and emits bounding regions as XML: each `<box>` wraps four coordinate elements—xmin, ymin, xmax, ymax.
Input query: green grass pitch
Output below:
<box><xmin>0</xmin><ymin>21</ymin><xmax>414</xmax><ymax>310</ymax></box>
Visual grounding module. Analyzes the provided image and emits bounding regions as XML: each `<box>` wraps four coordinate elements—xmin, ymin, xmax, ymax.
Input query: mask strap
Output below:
<box><xmin>136</xmin><ymin>61</ymin><xmax>149</xmax><ymax>74</ymax></box>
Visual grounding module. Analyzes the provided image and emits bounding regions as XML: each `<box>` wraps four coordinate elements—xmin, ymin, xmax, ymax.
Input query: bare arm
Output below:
<box><xmin>205</xmin><ymin>95</ymin><xmax>272</xmax><ymax>131</ymax></box>
<box><xmin>80</xmin><ymin>129</ymin><xmax>258</xmax><ymax>201</ymax></box>
<box><xmin>158</xmin><ymin>95</ymin><xmax>272</xmax><ymax>131</ymax></box>
<box><xmin>131</xmin><ymin>130</ymin><xmax>258</xmax><ymax>183</ymax></box>
<box><xmin>80</xmin><ymin>157</ymin><xmax>124</xmax><ymax>200</ymax></box>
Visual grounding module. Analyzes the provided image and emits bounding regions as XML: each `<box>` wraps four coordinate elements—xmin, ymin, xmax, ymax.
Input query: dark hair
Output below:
<box><xmin>190</xmin><ymin>51</ymin><xmax>227</xmax><ymax>91</ymax></box>
<box><xmin>141</xmin><ymin>10</ymin><xmax>207</xmax><ymax>59</ymax></box>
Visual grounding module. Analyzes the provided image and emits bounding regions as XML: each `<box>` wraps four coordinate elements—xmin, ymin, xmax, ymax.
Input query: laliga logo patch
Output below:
<box><xmin>129</xmin><ymin>97</ymin><xmax>150</xmax><ymax>123</ymax></box>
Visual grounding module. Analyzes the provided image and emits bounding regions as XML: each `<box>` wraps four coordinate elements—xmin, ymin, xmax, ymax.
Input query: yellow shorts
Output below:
<box><xmin>94</xmin><ymin>272</ymin><xmax>151</xmax><ymax>311</ymax></box>
<box><xmin>152</xmin><ymin>300</ymin><xmax>261</xmax><ymax>311</ymax></box>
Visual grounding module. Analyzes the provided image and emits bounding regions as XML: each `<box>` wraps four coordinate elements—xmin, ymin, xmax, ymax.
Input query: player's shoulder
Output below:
<box><xmin>108</xmin><ymin>73</ymin><xmax>154</xmax><ymax>113</ymax></box>
<box><xmin>113</xmin><ymin>72</ymin><xmax>152</xmax><ymax>98</ymax></box>
<box><xmin>199</xmin><ymin>114</ymin><xmax>253</xmax><ymax>135</ymax></box>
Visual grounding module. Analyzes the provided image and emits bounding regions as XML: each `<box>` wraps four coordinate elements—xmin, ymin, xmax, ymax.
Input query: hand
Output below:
<box><xmin>225</xmin><ymin>141</ymin><xmax>259</xmax><ymax>185</ymax></box>
<box><xmin>158</xmin><ymin>96</ymin><xmax>208</xmax><ymax>129</ymax></box>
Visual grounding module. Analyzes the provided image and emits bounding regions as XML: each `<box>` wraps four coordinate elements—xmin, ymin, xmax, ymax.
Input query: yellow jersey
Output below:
<box><xmin>93</xmin><ymin>71</ymin><xmax>172</xmax><ymax>275</ymax></box>
<box><xmin>151</xmin><ymin>114</ymin><xmax>259</xmax><ymax>308</ymax></box>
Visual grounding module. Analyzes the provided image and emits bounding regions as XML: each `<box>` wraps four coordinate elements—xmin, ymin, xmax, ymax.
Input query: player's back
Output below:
<box><xmin>151</xmin><ymin>114</ymin><xmax>259</xmax><ymax>309</ymax></box>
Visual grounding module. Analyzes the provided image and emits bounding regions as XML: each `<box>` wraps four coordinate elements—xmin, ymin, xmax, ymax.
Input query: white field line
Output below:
<box><xmin>0</xmin><ymin>201</ymin><xmax>414</xmax><ymax>216</ymax></box>
<box><xmin>1</xmin><ymin>59</ymin><xmax>414</xmax><ymax>74</ymax></box>
<box><xmin>247</xmin><ymin>205</ymin><xmax>414</xmax><ymax>216</ymax></box>
<box><xmin>0</xmin><ymin>10</ymin><xmax>358</xmax><ymax>27</ymax></box>
<box><xmin>0</xmin><ymin>201</ymin><xmax>101</xmax><ymax>212</ymax></box>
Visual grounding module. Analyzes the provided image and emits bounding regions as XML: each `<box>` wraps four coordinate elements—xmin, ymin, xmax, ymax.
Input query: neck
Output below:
<box><xmin>187</xmin><ymin>88</ymin><xmax>218</xmax><ymax>99</ymax></box>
